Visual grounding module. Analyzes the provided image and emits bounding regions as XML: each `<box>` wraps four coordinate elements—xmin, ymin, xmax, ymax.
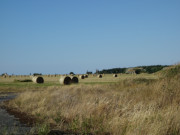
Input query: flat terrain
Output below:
<box><xmin>1</xmin><ymin>67</ymin><xmax>180</xmax><ymax>135</ymax></box>
<box><xmin>0</xmin><ymin>73</ymin><xmax>158</xmax><ymax>92</ymax></box>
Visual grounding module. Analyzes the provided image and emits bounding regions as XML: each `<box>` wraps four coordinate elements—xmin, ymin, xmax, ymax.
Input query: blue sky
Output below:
<box><xmin>0</xmin><ymin>0</ymin><xmax>180</xmax><ymax>75</ymax></box>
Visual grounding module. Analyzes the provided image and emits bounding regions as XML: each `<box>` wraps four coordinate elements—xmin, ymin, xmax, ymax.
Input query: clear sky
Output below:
<box><xmin>0</xmin><ymin>0</ymin><xmax>180</xmax><ymax>75</ymax></box>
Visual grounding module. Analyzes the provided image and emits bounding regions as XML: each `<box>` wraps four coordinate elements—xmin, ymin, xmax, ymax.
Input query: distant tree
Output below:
<box><xmin>33</xmin><ymin>73</ymin><xmax>42</xmax><ymax>76</ymax></box>
<box><xmin>86</xmin><ymin>71</ymin><xmax>93</xmax><ymax>74</ymax></box>
<box><xmin>1</xmin><ymin>73</ymin><xmax>8</xmax><ymax>76</ymax></box>
<box><xmin>69</xmin><ymin>72</ymin><xmax>75</xmax><ymax>75</ymax></box>
<box><xmin>135</xmin><ymin>69</ymin><xmax>142</xmax><ymax>74</ymax></box>
<box><xmin>140</xmin><ymin>65</ymin><xmax>169</xmax><ymax>74</ymax></box>
<box><xmin>97</xmin><ymin>65</ymin><xmax>169</xmax><ymax>74</ymax></box>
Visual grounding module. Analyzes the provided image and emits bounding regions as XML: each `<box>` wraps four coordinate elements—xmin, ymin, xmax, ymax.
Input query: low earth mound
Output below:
<box><xmin>160</xmin><ymin>64</ymin><xmax>180</xmax><ymax>78</ymax></box>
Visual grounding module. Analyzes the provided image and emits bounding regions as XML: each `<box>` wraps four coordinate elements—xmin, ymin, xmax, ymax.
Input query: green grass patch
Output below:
<box><xmin>0</xmin><ymin>82</ymin><xmax>61</xmax><ymax>92</ymax></box>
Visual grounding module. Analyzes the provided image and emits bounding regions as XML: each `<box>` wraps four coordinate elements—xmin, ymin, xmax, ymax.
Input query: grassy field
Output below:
<box><xmin>1</xmin><ymin>66</ymin><xmax>180</xmax><ymax>135</ymax></box>
<box><xmin>0</xmin><ymin>73</ymin><xmax>158</xmax><ymax>92</ymax></box>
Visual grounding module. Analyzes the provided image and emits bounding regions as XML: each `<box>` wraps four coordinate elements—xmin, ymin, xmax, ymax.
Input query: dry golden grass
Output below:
<box><xmin>3</xmin><ymin>65</ymin><xmax>180</xmax><ymax>134</ymax></box>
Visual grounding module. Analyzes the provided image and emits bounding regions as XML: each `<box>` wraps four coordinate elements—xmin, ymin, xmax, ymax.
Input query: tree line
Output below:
<box><xmin>96</xmin><ymin>65</ymin><xmax>169</xmax><ymax>74</ymax></box>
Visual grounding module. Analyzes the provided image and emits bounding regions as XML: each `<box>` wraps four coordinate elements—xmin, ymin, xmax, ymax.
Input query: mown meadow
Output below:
<box><xmin>1</xmin><ymin>65</ymin><xmax>180</xmax><ymax>135</ymax></box>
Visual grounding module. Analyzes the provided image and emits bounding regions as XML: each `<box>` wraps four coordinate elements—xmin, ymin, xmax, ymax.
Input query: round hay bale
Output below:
<box><xmin>32</xmin><ymin>76</ymin><xmax>44</xmax><ymax>83</ymax></box>
<box><xmin>59</xmin><ymin>76</ymin><xmax>71</xmax><ymax>85</ymax></box>
<box><xmin>84</xmin><ymin>74</ymin><xmax>88</xmax><ymax>78</ymax></box>
<box><xmin>71</xmin><ymin>76</ymin><xmax>79</xmax><ymax>83</ymax></box>
<box><xmin>113</xmin><ymin>74</ymin><xmax>118</xmax><ymax>77</ymax></box>
<box><xmin>79</xmin><ymin>75</ymin><xmax>85</xmax><ymax>79</ymax></box>
<box><xmin>97</xmin><ymin>74</ymin><xmax>102</xmax><ymax>78</ymax></box>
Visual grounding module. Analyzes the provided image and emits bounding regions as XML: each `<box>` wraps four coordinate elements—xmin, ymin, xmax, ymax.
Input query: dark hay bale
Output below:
<box><xmin>71</xmin><ymin>76</ymin><xmax>79</xmax><ymax>83</ymax></box>
<box><xmin>60</xmin><ymin>76</ymin><xmax>71</xmax><ymax>85</ymax></box>
<box><xmin>113</xmin><ymin>74</ymin><xmax>118</xmax><ymax>77</ymax></box>
<box><xmin>79</xmin><ymin>75</ymin><xmax>85</xmax><ymax>79</ymax></box>
<box><xmin>97</xmin><ymin>74</ymin><xmax>102</xmax><ymax>78</ymax></box>
<box><xmin>84</xmin><ymin>74</ymin><xmax>88</xmax><ymax>78</ymax></box>
<box><xmin>32</xmin><ymin>76</ymin><xmax>44</xmax><ymax>83</ymax></box>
